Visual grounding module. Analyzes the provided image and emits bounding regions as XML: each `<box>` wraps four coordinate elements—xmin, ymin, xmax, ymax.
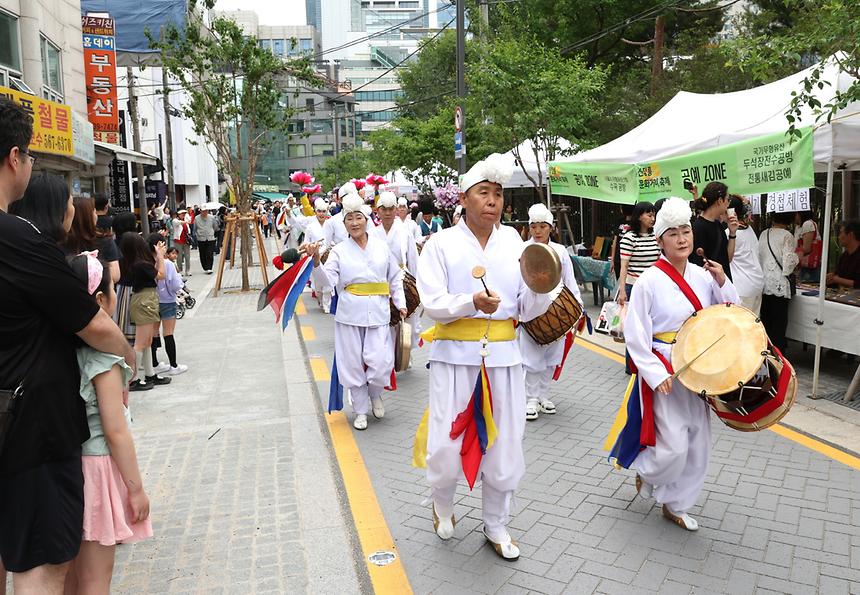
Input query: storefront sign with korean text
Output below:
<box><xmin>82</xmin><ymin>15</ymin><xmax>119</xmax><ymax>143</ymax></box>
<box><xmin>0</xmin><ymin>86</ymin><xmax>74</xmax><ymax>156</ymax></box>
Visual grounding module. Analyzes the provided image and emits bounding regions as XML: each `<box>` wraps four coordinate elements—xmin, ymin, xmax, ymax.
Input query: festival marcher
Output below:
<box><xmin>172</xmin><ymin>209</ymin><xmax>193</xmax><ymax>277</ymax></box>
<box><xmin>416</xmin><ymin>154</ymin><xmax>551</xmax><ymax>560</ymax></box>
<box><xmin>63</xmin><ymin>253</ymin><xmax>152</xmax><ymax>594</ymax></box>
<box><xmin>148</xmin><ymin>239</ymin><xmax>188</xmax><ymax>376</ymax></box>
<box><xmin>616</xmin><ymin>201</ymin><xmax>659</xmax><ymax>306</ymax></box>
<box><xmin>758</xmin><ymin>212</ymin><xmax>799</xmax><ymax>353</ymax></box>
<box><xmin>725</xmin><ymin>196</ymin><xmax>764</xmax><ymax>314</ymax></box>
<box><xmin>121</xmin><ymin>233</ymin><xmax>171</xmax><ymax>391</ymax></box>
<box><xmin>794</xmin><ymin>210</ymin><xmax>822</xmax><ymax>282</ymax></box>
<box><xmin>688</xmin><ymin>182</ymin><xmax>738</xmax><ymax>280</ymax></box>
<box><xmin>288</xmin><ymin>197</ymin><xmax>333</xmax><ymax>313</ymax></box>
<box><xmin>608</xmin><ymin>197</ymin><xmax>739</xmax><ymax>532</ymax></box>
<box><xmin>309</xmin><ymin>194</ymin><xmax>405</xmax><ymax>430</ymax></box>
<box><xmin>827</xmin><ymin>219</ymin><xmax>860</xmax><ymax>289</ymax></box>
<box><xmin>63</xmin><ymin>195</ymin><xmax>121</xmax><ymax>284</ymax></box>
<box><xmin>417</xmin><ymin>203</ymin><xmax>442</xmax><ymax>248</ymax></box>
<box><xmin>281</xmin><ymin>195</ymin><xmax>303</xmax><ymax>249</ymax></box>
<box><xmin>518</xmin><ymin>203</ymin><xmax>582</xmax><ymax>420</ymax></box>
<box><xmin>194</xmin><ymin>206</ymin><xmax>219</xmax><ymax>274</ymax></box>
<box><xmin>0</xmin><ymin>97</ymin><xmax>135</xmax><ymax>592</ymax></box>
<box><xmin>397</xmin><ymin>196</ymin><xmax>421</xmax><ymax>244</ymax></box>
<box><xmin>324</xmin><ymin>183</ymin><xmax>353</xmax><ymax>249</ymax></box>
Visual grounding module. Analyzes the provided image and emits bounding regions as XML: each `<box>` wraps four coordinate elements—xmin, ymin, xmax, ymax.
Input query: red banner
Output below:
<box><xmin>82</xmin><ymin>16</ymin><xmax>119</xmax><ymax>143</ymax></box>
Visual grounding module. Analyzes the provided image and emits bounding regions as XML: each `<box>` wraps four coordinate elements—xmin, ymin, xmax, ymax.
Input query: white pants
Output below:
<box><xmin>632</xmin><ymin>383</ymin><xmax>711</xmax><ymax>514</ymax></box>
<box><xmin>739</xmin><ymin>293</ymin><xmax>762</xmax><ymax>316</ymax></box>
<box><xmin>334</xmin><ymin>324</ymin><xmax>392</xmax><ymax>415</ymax></box>
<box><xmin>518</xmin><ymin>329</ymin><xmax>563</xmax><ymax>404</ymax></box>
<box><xmin>311</xmin><ymin>267</ymin><xmax>332</xmax><ymax>313</ymax></box>
<box><xmin>427</xmin><ymin>362</ymin><xmax>526</xmax><ymax>535</ymax></box>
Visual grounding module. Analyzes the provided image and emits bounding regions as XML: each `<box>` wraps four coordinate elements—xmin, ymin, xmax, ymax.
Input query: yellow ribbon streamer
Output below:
<box><xmin>412</xmin><ymin>408</ymin><xmax>430</xmax><ymax>468</ymax></box>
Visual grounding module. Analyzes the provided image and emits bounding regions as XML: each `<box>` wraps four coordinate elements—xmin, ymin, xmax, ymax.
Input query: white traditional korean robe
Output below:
<box><xmin>321</xmin><ymin>234</ymin><xmax>406</xmax><ymax>416</ymax></box>
<box><xmin>625</xmin><ymin>256</ymin><xmax>739</xmax><ymax>514</ymax></box>
<box><xmin>287</xmin><ymin>212</ymin><xmax>332</xmax><ymax>312</ymax></box>
<box><xmin>371</xmin><ymin>218</ymin><xmax>421</xmax><ymax>349</ymax></box>
<box><xmin>417</xmin><ymin>219</ymin><xmax>550</xmax><ymax>541</ymax></box>
<box><xmin>323</xmin><ymin>211</ymin><xmax>348</xmax><ymax>249</ymax></box>
<box><xmin>517</xmin><ymin>239</ymin><xmax>583</xmax><ymax>404</ymax></box>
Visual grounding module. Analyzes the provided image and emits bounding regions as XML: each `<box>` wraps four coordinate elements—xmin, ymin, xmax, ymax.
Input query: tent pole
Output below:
<box><xmin>810</xmin><ymin>161</ymin><xmax>834</xmax><ymax>399</ymax></box>
<box><xmin>579</xmin><ymin>197</ymin><xmax>585</xmax><ymax>245</ymax></box>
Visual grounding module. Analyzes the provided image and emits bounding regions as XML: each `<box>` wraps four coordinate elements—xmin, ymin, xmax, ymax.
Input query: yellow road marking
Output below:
<box><xmin>295</xmin><ymin>296</ymin><xmax>307</xmax><ymax>316</ymax></box>
<box><xmin>301</xmin><ymin>325</ymin><xmax>317</xmax><ymax>341</ymax></box>
<box><xmin>307</xmin><ymin>356</ymin><xmax>412</xmax><ymax>594</ymax></box>
<box><xmin>576</xmin><ymin>336</ymin><xmax>860</xmax><ymax>471</ymax></box>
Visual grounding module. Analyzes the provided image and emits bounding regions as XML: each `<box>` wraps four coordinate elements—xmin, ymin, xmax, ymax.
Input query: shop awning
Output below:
<box><xmin>252</xmin><ymin>192</ymin><xmax>292</xmax><ymax>202</ymax></box>
<box><xmin>94</xmin><ymin>140</ymin><xmax>158</xmax><ymax>166</ymax></box>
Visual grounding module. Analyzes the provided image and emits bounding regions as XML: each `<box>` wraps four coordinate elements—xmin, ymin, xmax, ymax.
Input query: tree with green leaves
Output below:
<box><xmin>150</xmin><ymin>0</ymin><xmax>316</xmax><ymax>290</ymax></box>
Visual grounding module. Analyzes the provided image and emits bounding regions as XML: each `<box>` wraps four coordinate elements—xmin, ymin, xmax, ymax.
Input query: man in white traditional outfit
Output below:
<box><xmin>607</xmin><ymin>197</ymin><xmax>739</xmax><ymax>531</ymax></box>
<box><xmin>518</xmin><ymin>203</ymin><xmax>583</xmax><ymax>420</ymax></box>
<box><xmin>324</xmin><ymin>183</ymin><xmax>353</xmax><ymax>249</ymax></box>
<box><xmin>310</xmin><ymin>194</ymin><xmax>406</xmax><ymax>430</ymax></box>
<box><xmin>417</xmin><ymin>154</ymin><xmax>551</xmax><ymax>560</ymax></box>
<box><xmin>287</xmin><ymin>198</ymin><xmax>333</xmax><ymax>312</ymax></box>
<box><xmin>397</xmin><ymin>196</ymin><xmax>422</xmax><ymax>246</ymax></box>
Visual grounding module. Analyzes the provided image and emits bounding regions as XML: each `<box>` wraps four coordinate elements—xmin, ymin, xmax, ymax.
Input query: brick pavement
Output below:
<box><xmin>299</xmin><ymin>299</ymin><xmax>860</xmax><ymax>595</ymax></box>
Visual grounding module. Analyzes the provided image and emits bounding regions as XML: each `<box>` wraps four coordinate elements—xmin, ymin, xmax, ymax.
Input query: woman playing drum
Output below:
<box><xmin>307</xmin><ymin>194</ymin><xmax>406</xmax><ymax>430</ymax></box>
<box><xmin>518</xmin><ymin>203</ymin><xmax>583</xmax><ymax>420</ymax></box>
<box><xmin>607</xmin><ymin>197</ymin><xmax>739</xmax><ymax>531</ymax></box>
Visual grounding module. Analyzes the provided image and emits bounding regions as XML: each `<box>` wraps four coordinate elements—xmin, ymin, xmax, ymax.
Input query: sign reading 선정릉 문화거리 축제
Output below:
<box><xmin>548</xmin><ymin>126</ymin><xmax>814</xmax><ymax>204</ymax></box>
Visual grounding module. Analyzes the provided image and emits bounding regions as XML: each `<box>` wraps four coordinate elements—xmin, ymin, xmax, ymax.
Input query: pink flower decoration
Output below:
<box><xmin>351</xmin><ymin>179</ymin><xmax>366</xmax><ymax>190</ymax></box>
<box><xmin>302</xmin><ymin>184</ymin><xmax>322</xmax><ymax>195</ymax></box>
<box><xmin>290</xmin><ymin>171</ymin><xmax>314</xmax><ymax>186</ymax></box>
<box><xmin>365</xmin><ymin>174</ymin><xmax>389</xmax><ymax>187</ymax></box>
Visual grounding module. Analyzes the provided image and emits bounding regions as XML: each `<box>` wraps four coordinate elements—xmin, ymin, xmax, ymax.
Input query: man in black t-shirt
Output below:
<box><xmin>688</xmin><ymin>182</ymin><xmax>738</xmax><ymax>281</ymax></box>
<box><xmin>0</xmin><ymin>98</ymin><xmax>136</xmax><ymax>589</ymax></box>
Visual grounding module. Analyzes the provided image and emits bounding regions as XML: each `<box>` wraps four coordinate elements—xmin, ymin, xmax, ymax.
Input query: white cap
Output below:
<box><xmin>528</xmin><ymin>203</ymin><xmax>554</xmax><ymax>225</ymax></box>
<box><xmin>653</xmin><ymin>197</ymin><xmax>692</xmax><ymax>238</ymax></box>
<box><xmin>313</xmin><ymin>198</ymin><xmax>329</xmax><ymax>212</ymax></box>
<box><xmin>341</xmin><ymin>193</ymin><xmax>365</xmax><ymax>216</ymax></box>
<box><xmin>338</xmin><ymin>182</ymin><xmax>357</xmax><ymax>198</ymax></box>
<box><xmin>377</xmin><ymin>191</ymin><xmax>397</xmax><ymax>208</ymax></box>
<box><xmin>397</xmin><ymin>196</ymin><xmax>408</xmax><ymax>207</ymax></box>
<box><xmin>459</xmin><ymin>153</ymin><xmax>513</xmax><ymax>193</ymax></box>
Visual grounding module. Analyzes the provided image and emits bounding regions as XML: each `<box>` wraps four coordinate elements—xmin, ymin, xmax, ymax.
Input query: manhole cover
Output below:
<box><xmin>368</xmin><ymin>551</ymin><xmax>397</xmax><ymax>566</ymax></box>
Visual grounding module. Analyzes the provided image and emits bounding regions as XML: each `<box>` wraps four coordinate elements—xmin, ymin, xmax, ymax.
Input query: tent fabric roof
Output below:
<box><xmin>252</xmin><ymin>192</ymin><xmax>292</xmax><ymax>202</ymax></box>
<box><xmin>559</xmin><ymin>57</ymin><xmax>860</xmax><ymax>171</ymax></box>
<box><xmin>505</xmin><ymin>138</ymin><xmax>575</xmax><ymax>188</ymax></box>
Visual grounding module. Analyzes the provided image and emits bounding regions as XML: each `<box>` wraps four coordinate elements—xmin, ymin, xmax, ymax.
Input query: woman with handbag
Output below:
<box><xmin>759</xmin><ymin>212</ymin><xmax>799</xmax><ymax>352</ymax></box>
<box><xmin>794</xmin><ymin>211</ymin><xmax>822</xmax><ymax>282</ymax></box>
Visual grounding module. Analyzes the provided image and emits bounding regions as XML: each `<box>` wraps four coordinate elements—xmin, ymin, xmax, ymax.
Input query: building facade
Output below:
<box><xmin>216</xmin><ymin>9</ymin><xmax>321</xmax><ymax>58</ymax></box>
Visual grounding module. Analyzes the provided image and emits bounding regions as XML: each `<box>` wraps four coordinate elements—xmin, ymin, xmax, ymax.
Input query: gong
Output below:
<box><xmin>520</xmin><ymin>243</ymin><xmax>562</xmax><ymax>294</ymax></box>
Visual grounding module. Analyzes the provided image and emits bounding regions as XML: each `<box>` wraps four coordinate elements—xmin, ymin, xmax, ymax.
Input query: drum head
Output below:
<box><xmin>394</xmin><ymin>323</ymin><xmax>412</xmax><ymax>372</ymax></box>
<box><xmin>672</xmin><ymin>303</ymin><xmax>767</xmax><ymax>396</ymax></box>
<box><xmin>520</xmin><ymin>243</ymin><xmax>561</xmax><ymax>294</ymax></box>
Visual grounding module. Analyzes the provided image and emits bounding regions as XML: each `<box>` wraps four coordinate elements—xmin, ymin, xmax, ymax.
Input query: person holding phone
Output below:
<box><xmin>688</xmin><ymin>182</ymin><xmax>738</xmax><ymax>281</ymax></box>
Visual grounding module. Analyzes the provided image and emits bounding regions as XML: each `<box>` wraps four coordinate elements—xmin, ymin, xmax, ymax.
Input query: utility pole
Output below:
<box><xmin>162</xmin><ymin>68</ymin><xmax>177</xmax><ymax>213</ymax></box>
<box><xmin>479</xmin><ymin>0</ymin><xmax>489</xmax><ymax>40</ymax></box>
<box><xmin>456</xmin><ymin>0</ymin><xmax>467</xmax><ymax>175</ymax></box>
<box><xmin>650</xmin><ymin>15</ymin><xmax>664</xmax><ymax>97</ymax></box>
<box><xmin>127</xmin><ymin>66</ymin><xmax>150</xmax><ymax>236</ymax></box>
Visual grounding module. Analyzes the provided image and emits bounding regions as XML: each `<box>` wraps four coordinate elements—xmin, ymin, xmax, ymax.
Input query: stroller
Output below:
<box><xmin>175</xmin><ymin>283</ymin><xmax>196</xmax><ymax>319</ymax></box>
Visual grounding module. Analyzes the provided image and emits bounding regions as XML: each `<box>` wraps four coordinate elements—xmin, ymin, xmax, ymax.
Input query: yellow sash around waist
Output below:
<box><xmin>653</xmin><ymin>331</ymin><xmax>677</xmax><ymax>344</ymax></box>
<box><xmin>345</xmin><ymin>282</ymin><xmax>390</xmax><ymax>296</ymax></box>
<box><xmin>420</xmin><ymin>318</ymin><xmax>516</xmax><ymax>343</ymax></box>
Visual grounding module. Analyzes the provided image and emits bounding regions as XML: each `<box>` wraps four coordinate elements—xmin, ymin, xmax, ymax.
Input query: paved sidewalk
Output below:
<box><xmin>108</xmin><ymin>254</ymin><xmax>366</xmax><ymax>594</ymax></box>
<box><xmin>298</xmin><ymin>296</ymin><xmax>860</xmax><ymax>594</ymax></box>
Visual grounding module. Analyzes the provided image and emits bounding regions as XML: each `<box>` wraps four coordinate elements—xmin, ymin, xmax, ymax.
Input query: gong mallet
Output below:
<box><xmin>472</xmin><ymin>266</ymin><xmax>491</xmax><ymax>297</ymax></box>
<box><xmin>671</xmin><ymin>333</ymin><xmax>726</xmax><ymax>380</ymax></box>
<box><xmin>696</xmin><ymin>247</ymin><xmax>714</xmax><ymax>268</ymax></box>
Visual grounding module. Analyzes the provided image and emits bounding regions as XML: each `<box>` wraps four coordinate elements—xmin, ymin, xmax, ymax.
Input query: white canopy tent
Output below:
<box><xmin>554</xmin><ymin>56</ymin><xmax>860</xmax><ymax>400</ymax></box>
<box><xmin>505</xmin><ymin>137</ymin><xmax>576</xmax><ymax>189</ymax></box>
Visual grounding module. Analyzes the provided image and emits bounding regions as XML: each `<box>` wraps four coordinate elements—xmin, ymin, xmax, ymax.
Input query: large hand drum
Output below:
<box><xmin>672</xmin><ymin>303</ymin><xmax>797</xmax><ymax>431</ymax></box>
<box><xmin>520</xmin><ymin>243</ymin><xmax>561</xmax><ymax>294</ymax></box>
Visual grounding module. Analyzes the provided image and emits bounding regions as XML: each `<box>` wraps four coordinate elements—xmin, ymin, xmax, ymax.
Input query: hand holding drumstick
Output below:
<box><xmin>696</xmin><ymin>248</ymin><xmax>727</xmax><ymax>287</ymax></box>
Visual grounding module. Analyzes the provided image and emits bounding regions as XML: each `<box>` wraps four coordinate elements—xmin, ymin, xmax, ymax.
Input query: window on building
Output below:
<box><xmin>299</xmin><ymin>38</ymin><xmax>313</xmax><ymax>54</ymax></box>
<box><xmin>260</xmin><ymin>39</ymin><xmax>272</xmax><ymax>52</ymax></box>
<box><xmin>311</xmin><ymin>120</ymin><xmax>332</xmax><ymax>135</ymax></box>
<box><xmin>40</xmin><ymin>35</ymin><xmax>63</xmax><ymax>102</ymax></box>
<box><xmin>0</xmin><ymin>10</ymin><xmax>21</xmax><ymax>73</ymax></box>
<box><xmin>312</xmin><ymin>144</ymin><xmax>334</xmax><ymax>157</ymax></box>
<box><xmin>348</xmin><ymin>119</ymin><xmax>354</xmax><ymax>137</ymax></box>
<box><xmin>355</xmin><ymin>90</ymin><xmax>403</xmax><ymax>102</ymax></box>
<box><xmin>288</xmin><ymin>120</ymin><xmax>305</xmax><ymax>134</ymax></box>
<box><xmin>288</xmin><ymin>144</ymin><xmax>306</xmax><ymax>158</ymax></box>
<box><xmin>305</xmin><ymin>98</ymin><xmax>315</xmax><ymax>114</ymax></box>
<box><xmin>272</xmin><ymin>39</ymin><xmax>285</xmax><ymax>57</ymax></box>
<box><xmin>340</xmin><ymin>121</ymin><xmax>347</xmax><ymax>137</ymax></box>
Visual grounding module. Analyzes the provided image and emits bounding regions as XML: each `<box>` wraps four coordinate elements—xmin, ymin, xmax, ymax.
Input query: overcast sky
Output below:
<box><xmin>213</xmin><ymin>0</ymin><xmax>306</xmax><ymax>26</ymax></box>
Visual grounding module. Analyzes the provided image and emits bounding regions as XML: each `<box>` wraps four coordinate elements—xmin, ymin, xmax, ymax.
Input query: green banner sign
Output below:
<box><xmin>549</xmin><ymin>127</ymin><xmax>814</xmax><ymax>204</ymax></box>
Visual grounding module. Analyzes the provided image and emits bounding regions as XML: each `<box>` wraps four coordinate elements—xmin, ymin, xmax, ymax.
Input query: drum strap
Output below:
<box><xmin>654</xmin><ymin>259</ymin><xmax>703</xmax><ymax>312</ymax></box>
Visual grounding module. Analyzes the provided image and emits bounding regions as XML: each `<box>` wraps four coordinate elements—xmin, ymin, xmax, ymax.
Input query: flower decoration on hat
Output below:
<box><xmin>459</xmin><ymin>153</ymin><xmax>513</xmax><ymax>193</ymax></box>
<box><xmin>653</xmin><ymin>196</ymin><xmax>693</xmax><ymax>238</ymax></box>
<box><xmin>528</xmin><ymin>203</ymin><xmax>554</xmax><ymax>226</ymax></box>
<box><xmin>341</xmin><ymin>193</ymin><xmax>365</xmax><ymax>216</ymax></box>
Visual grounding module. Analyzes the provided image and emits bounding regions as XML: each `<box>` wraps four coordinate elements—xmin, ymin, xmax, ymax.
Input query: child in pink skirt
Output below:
<box><xmin>66</xmin><ymin>252</ymin><xmax>152</xmax><ymax>593</ymax></box>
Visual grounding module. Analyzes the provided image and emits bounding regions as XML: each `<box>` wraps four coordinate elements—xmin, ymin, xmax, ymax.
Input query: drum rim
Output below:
<box><xmin>672</xmin><ymin>303</ymin><xmax>768</xmax><ymax>396</ymax></box>
<box><xmin>394</xmin><ymin>322</ymin><xmax>412</xmax><ymax>372</ymax></box>
<box><xmin>521</xmin><ymin>285</ymin><xmax>583</xmax><ymax>345</ymax></box>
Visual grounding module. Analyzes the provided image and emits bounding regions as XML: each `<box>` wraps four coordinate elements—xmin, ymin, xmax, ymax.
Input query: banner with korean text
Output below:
<box><xmin>0</xmin><ymin>86</ymin><xmax>73</xmax><ymax>157</ymax></box>
<box><xmin>82</xmin><ymin>15</ymin><xmax>120</xmax><ymax>144</ymax></box>
<box><xmin>549</xmin><ymin>127</ymin><xmax>814</xmax><ymax>204</ymax></box>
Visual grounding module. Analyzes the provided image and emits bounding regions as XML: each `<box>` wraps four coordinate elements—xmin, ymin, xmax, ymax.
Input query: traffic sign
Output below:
<box><xmin>454</xmin><ymin>106</ymin><xmax>462</xmax><ymax>132</ymax></box>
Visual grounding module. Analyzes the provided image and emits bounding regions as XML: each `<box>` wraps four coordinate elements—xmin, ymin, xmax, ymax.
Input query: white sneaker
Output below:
<box><xmin>483</xmin><ymin>528</ymin><xmax>520</xmax><ymax>560</ymax></box>
<box><xmin>432</xmin><ymin>504</ymin><xmax>456</xmax><ymax>540</ymax></box>
<box><xmin>663</xmin><ymin>505</ymin><xmax>699</xmax><ymax>531</ymax></box>
<box><xmin>153</xmin><ymin>362</ymin><xmax>171</xmax><ymax>374</ymax></box>
<box><xmin>540</xmin><ymin>399</ymin><xmax>556</xmax><ymax>414</ymax></box>
<box><xmin>371</xmin><ymin>397</ymin><xmax>385</xmax><ymax>419</ymax></box>
<box><xmin>526</xmin><ymin>400</ymin><xmax>539</xmax><ymax>421</ymax></box>
<box><xmin>166</xmin><ymin>364</ymin><xmax>188</xmax><ymax>376</ymax></box>
<box><xmin>353</xmin><ymin>414</ymin><xmax>368</xmax><ymax>430</ymax></box>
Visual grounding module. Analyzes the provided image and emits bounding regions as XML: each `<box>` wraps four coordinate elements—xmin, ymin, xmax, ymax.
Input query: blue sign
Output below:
<box><xmin>82</xmin><ymin>34</ymin><xmax>115</xmax><ymax>50</ymax></box>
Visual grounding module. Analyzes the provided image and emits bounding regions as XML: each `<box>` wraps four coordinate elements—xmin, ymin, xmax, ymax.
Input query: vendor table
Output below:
<box><xmin>570</xmin><ymin>254</ymin><xmax>617</xmax><ymax>305</ymax></box>
<box><xmin>787</xmin><ymin>289</ymin><xmax>860</xmax><ymax>401</ymax></box>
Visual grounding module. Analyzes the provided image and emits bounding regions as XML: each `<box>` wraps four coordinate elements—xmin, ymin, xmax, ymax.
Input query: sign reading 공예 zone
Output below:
<box><xmin>549</xmin><ymin>127</ymin><xmax>814</xmax><ymax>204</ymax></box>
<box><xmin>0</xmin><ymin>86</ymin><xmax>74</xmax><ymax>157</ymax></box>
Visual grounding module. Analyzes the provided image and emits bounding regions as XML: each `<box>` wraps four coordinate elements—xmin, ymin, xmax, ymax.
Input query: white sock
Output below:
<box><xmin>143</xmin><ymin>348</ymin><xmax>155</xmax><ymax>377</ymax></box>
<box><xmin>135</xmin><ymin>350</ymin><xmax>144</xmax><ymax>381</ymax></box>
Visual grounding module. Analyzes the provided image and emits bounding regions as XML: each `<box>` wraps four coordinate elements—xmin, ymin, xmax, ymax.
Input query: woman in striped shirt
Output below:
<box><xmin>617</xmin><ymin>201</ymin><xmax>660</xmax><ymax>306</ymax></box>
